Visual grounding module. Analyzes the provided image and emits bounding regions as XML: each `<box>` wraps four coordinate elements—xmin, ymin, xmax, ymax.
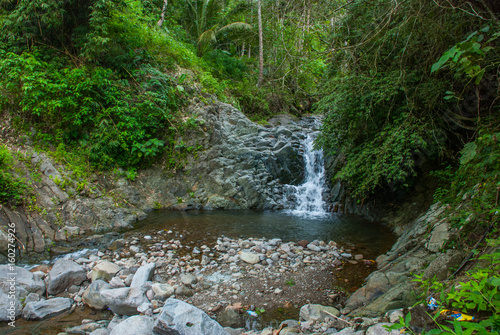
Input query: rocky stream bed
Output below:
<box><xmin>0</xmin><ymin>225</ymin><xmax>391</xmax><ymax>335</ymax></box>
<box><xmin>0</xmin><ymin>200</ymin><xmax>464</xmax><ymax>335</ymax></box>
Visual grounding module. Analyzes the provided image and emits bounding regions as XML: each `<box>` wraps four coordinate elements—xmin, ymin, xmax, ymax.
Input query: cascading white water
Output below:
<box><xmin>286</xmin><ymin>133</ymin><xmax>327</xmax><ymax>217</ymax></box>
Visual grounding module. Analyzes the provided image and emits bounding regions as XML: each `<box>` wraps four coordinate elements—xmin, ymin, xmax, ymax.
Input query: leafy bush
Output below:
<box><xmin>0</xmin><ymin>145</ymin><xmax>25</xmax><ymax>204</ymax></box>
<box><xmin>432</xmin><ymin>130</ymin><xmax>500</xmax><ymax>235</ymax></box>
<box><xmin>203</xmin><ymin>49</ymin><xmax>248</xmax><ymax>80</ymax></box>
<box><xmin>0</xmin><ymin>49</ymin><xmax>182</xmax><ymax>168</ymax></box>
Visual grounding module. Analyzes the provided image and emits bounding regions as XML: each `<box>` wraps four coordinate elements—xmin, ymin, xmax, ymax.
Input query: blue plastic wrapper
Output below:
<box><xmin>427</xmin><ymin>297</ymin><xmax>438</xmax><ymax>311</ymax></box>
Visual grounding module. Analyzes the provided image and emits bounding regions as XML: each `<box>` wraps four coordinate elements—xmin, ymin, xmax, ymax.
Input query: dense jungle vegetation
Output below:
<box><xmin>1</xmin><ymin>0</ymin><xmax>499</xmax><ymax>331</ymax></box>
<box><xmin>0</xmin><ymin>0</ymin><xmax>498</xmax><ymax>202</ymax></box>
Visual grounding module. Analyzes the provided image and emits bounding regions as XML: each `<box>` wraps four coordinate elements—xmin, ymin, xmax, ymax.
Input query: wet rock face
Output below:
<box><xmin>176</xmin><ymin>104</ymin><xmax>322</xmax><ymax>211</ymax></box>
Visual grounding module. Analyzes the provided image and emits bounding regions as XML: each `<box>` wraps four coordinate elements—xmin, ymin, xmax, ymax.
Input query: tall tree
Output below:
<box><xmin>257</xmin><ymin>0</ymin><xmax>264</xmax><ymax>87</ymax></box>
<box><xmin>157</xmin><ymin>0</ymin><xmax>168</xmax><ymax>27</ymax></box>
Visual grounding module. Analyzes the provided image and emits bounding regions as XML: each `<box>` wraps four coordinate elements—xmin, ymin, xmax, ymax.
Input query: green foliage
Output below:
<box><xmin>447</xmin><ymin>253</ymin><xmax>500</xmax><ymax>314</ymax></box>
<box><xmin>0</xmin><ymin>49</ymin><xmax>184</xmax><ymax>168</ymax></box>
<box><xmin>316</xmin><ymin>0</ymin><xmax>497</xmax><ymax>198</ymax></box>
<box><xmin>431</xmin><ymin>25</ymin><xmax>500</xmax><ymax>85</ymax></box>
<box><xmin>433</xmin><ymin>130</ymin><xmax>500</xmax><ymax>233</ymax></box>
<box><xmin>0</xmin><ymin>145</ymin><xmax>25</xmax><ymax>205</ymax></box>
<box><xmin>203</xmin><ymin>49</ymin><xmax>248</xmax><ymax>80</ymax></box>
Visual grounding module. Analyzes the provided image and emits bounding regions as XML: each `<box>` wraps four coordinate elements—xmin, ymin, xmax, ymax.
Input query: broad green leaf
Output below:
<box><xmin>431</xmin><ymin>46</ymin><xmax>458</xmax><ymax>73</ymax></box>
<box><xmin>460</xmin><ymin>142</ymin><xmax>477</xmax><ymax>165</ymax></box>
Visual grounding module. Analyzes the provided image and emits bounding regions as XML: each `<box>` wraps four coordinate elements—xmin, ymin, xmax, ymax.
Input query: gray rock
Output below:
<box><xmin>109</xmin><ymin>315</ymin><xmax>155</xmax><ymax>335</ymax></box>
<box><xmin>55</xmin><ymin>226</ymin><xmax>81</xmax><ymax>241</ymax></box>
<box><xmin>423</xmin><ymin>250</ymin><xmax>463</xmax><ymax>281</ymax></box>
<box><xmin>108</xmin><ymin>239</ymin><xmax>126</xmax><ymax>251</ymax></box>
<box><xmin>299</xmin><ymin>304</ymin><xmax>340</xmax><ymax>322</ymax></box>
<box><xmin>89</xmin><ymin>329</ymin><xmax>109</xmax><ymax>335</ymax></box>
<box><xmin>345</xmin><ymin>272</ymin><xmax>390</xmax><ymax>309</ymax></box>
<box><xmin>334</xmin><ymin>328</ymin><xmax>364</xmax><ymax>335</ymax></box>
<box><xmin>22</xmin><ymin>297</ymin><xmax>73</xmax><ymax>320</ymax></box>
<box><xmin>277</xmin><ymin>328</ymin><xmax>300</xmax><ymax>335</ymax></box>
<box><xmin>239</xmin><ymin>251</ymin><xmax>260</xmax><ymax>264</ymax></box>
<box><xmin>47</xmin><ymin>259</ymin><xmax>87</xmax><ymax>295</ymax></box>
<box><xmin>25</xmin><ymin>292</ymin><xmax>40</xmax><ymax>304</ymax></box>
<box><xmin>90</xmin><ymin>261</ymin><xmax>121</xmax><ymax>282</ymax></box>
<box><xmin>366</xmin><ymin>323</ymin><xmax>401</xmax><ymax>335</ymax></box>
<box><xmin>279</xmin><ymin>320</ymin><xmax>300</xmax><ymax>329</ymax></box>
<box><xmin>0</xmin><ymin>265</ymin><xmax>46</xmax><ymax>298</ymax></box>
<box><xmin>354</xmin><ymin>282</ymin><xmax>415</xmax><ymax>317</ymax></box>
<box><xmin>152</xmin><ymin>283</ymin><xmax>175</xmax><ymax>300</ymax></box>
<box><xmin>224</xmin><ymin>327</ymin><xmax>246</xmax><ymax>335</ymax></box>
<box><xmin>153</xmin><ymin>298</ymin><xmax>230</xmax><ymax>335</ymax></box>
<box><xmin>107</xmin><ymin>315</ymin><xmax>125</xmax><ymax>332</ymax></box>
<box><xmin>130</xmin><ymin>263</ymin><xmax>156</xmax><ymax>288</ymax></box>
<box><xmin>66</xmin><ymin>322</ymin><xmax>103</xmax><ymax>334</ymax></box>
<box><xmin>83</xmin><ymin>280</ymin><xmax>111</xmax><ymax>310</ymax></box>
<box><xmin>137</xmin><ymin>302</ymin><xmax>153</xmax><ymax>315</ymax></box>
<box><xmin>0</xmin><ymin>289</ymin><xmax>22</xmax><ymax>322</ymax></box>
<box><xmin>175</xmin><ymin>285</ymin><xmax>194</xmax><ymax>297</ymax></box>
<box><xmin>385</xmin><ymin>309</ymin><xmax>404</xmax><ymax>323</ymax></box>
<box><xmin>110</xmin><ymin>276</ymin><xmax>126</xmax><ymax>288</ymax></box>
<box><xmin>217</xmin><ymin>308</ymin><xmax>244</xmax><ymax>328</ymax></box>
<box><xmin>180</xmin><ymin>273</ymin><xmax>198</xmax><ymax>286</ymax></box>
<box><xmin>101</xmin><ymin>287</ymin><xmax>148</xmax><ymax>315</ymax></box>
<box><xmin>426</xmin><ymin>220</ymin><xmax>450</xmax><ymax>253</ymax></box>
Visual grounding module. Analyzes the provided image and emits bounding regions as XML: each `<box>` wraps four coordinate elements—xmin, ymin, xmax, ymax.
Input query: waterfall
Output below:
<box><xmin>286</xmin><ymin>133</ymin><xmax>327</xmax><ymax>217</ymax></box>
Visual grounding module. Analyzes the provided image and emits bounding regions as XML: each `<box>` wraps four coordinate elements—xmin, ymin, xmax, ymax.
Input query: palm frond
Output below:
<box><xmin>216</xmin><ymin>22</ymin><xmax>253</xmax><ymax>39</ymax></box>
<box><xmin>197</xmin><ymin>29</ymin><xmax>216</xmax><ymax>56</ymax></box>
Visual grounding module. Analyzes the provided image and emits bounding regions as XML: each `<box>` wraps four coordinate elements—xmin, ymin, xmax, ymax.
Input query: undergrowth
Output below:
<box><xmin>388</xmin><ymin>238</ymin><xmax>500</xmax><ymax>334</ymax></box>
<box><xmin>0</xmin><ymin>144</ymin><xmax>25</xmax><ymax>205</ymax></box>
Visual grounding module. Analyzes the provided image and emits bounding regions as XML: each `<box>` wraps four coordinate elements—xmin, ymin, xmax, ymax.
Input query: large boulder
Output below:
<box><xmin>299</xmin><ymin>304</ymin><xmax>340</xmax><ymax>322</ymax></box>
<box><xmin>109</xmin><ymin>315</ymin><xmax>155</xmax><ymax>335</ymax></box>
<box><xmin>83</xmin><ymin>280</ymin><xmax>111</xmax><ymax>309</ymax></box>
<box><xmin>153</xmin><ymin>298</ymin><xmax>230</xmax><ymax>335</ymax></box>
<box><xmin>130</xmin><ymin>263</ymin><xmax>156</xmax><ymax>288</ymax></box>
<box><xmin>0</xmin><ymin>265</ymin><xmax>45</xmax><ymax>322</ymax></box>
<box><xmin>0</xmin><ymin>265</ymin><xmax>45</xmax><ymax>298</ymax></box>
<box><xmin>47</xmin><ymin>259</ymin><xmax>87</xmax><ymax>295</ymax></box>
<box><xmin>101</xmin><ymin>287</ymin><xmax>148</xmax><ymax>315</ymax></box>
<box><xmin>0</xmin><ymin>289</ymin><xmax>22</xmax><ymax>322</ymax></box>
<box><xmin>22</xmin><ymin>297</ymin><xmax>73</xmax><ymax>320</ymax></box>
<box><xmin>345</xmin><ymin>272</ymin><xmax>391</xmax><ymax>310</ymax></box>
<box><xmin>90</xmin><ymin>261</ymin><xmax>121</xmax><ymax>282</ymax></box>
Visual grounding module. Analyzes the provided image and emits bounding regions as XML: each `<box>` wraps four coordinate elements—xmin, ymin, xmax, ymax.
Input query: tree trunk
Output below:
<box><xmin>257</xmin><ymin>0</ymin><xmax>264</xmax><ymax>87</ymax></box>
<box><xmin>157</xmin><ymin>0</ymin><xmax>168</xmax><ymax>27</ymax></box>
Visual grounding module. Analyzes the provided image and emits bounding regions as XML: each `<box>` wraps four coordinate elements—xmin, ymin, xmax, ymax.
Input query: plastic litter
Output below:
<box><xmin>427</xmin><ymin>297</ymin><xmax>475</xmax><ymax>322</ymax></box>
<box><xmin>440</xmin><ymin>309</ymin><xmax>475</xmax><ymax>321</ymax></box>
<box><xmin>427</xmin><ymin>296</ymin><xmax>438</xmax><ymax>311</ymax></box>
<box><xmin>247</xmin><ymin>310</ymin><xmax>258</xmax><ymax>317</ymax></box>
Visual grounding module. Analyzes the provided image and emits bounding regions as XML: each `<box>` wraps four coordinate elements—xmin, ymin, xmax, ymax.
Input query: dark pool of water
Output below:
<box><xmin>129</xmin><ymin>209</ymin><xmax>395</xmax><ymax>254</ymax></box>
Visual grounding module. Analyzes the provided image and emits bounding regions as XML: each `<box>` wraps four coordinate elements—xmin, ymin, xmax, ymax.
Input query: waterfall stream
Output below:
<box><xmin>286</xmin><ymin>133</ymin><xmax>327</xmax><ymax>217</ymax></box>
